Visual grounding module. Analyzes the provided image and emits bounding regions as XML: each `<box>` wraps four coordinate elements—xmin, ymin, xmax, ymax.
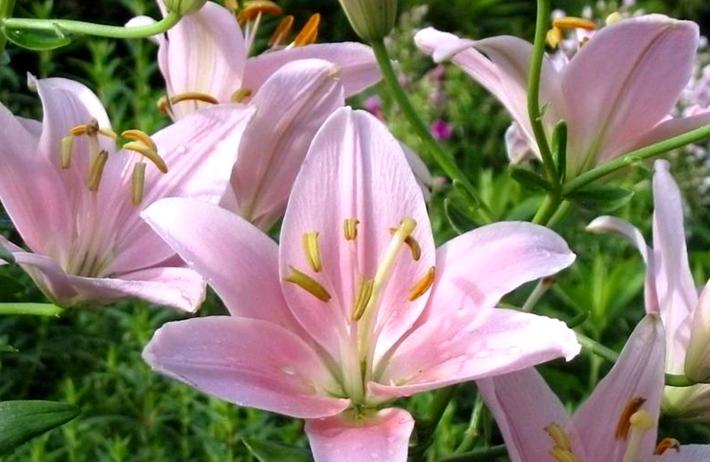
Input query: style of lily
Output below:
<box><xmin>0</xmin><ymin>76</ymin><xmax>254</xmax><ymax>311</ymax></box>
<box><xmin>415</xmin><ymin>14</ymin><xmax>709</xmax><ymax>177</ymax></box>
<box><xmin>478</xmin><ymin>314</ymin><xmax>710</xmax><ymax>461</ymax></box>
<box><xmin>141</xmin><ymin>107</ymin><xmax>581</xmax><ymax>461</ymax></box>
<box><xmin>588</xmin><ymin>160</ymin><xmax>710</xmax><ymax>421</ymax></box>
<box><xmin>143</xmin><ymin>0</ymin><xmax>381</xmax><ymax>229</ymax></box>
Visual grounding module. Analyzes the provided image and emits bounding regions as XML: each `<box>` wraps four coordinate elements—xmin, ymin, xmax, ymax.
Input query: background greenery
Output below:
<box><xmin>1</xmin><ymin>0</ymin><xmax>710</xmax><ymax>460</ymax></box>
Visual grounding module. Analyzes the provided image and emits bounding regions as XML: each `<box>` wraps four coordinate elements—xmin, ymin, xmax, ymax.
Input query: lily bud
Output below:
<box><xmin>338</xmin><ymin>0</ymin><xmax>397</xmax><ymax>42</ymax></box>
<box><xmin>684</xmin><ymin>280</ymin><xmax>710</xmax><ymax>383</ymax></box>
<box><xmin>163</xmin><ymin>0</ymin><xmax>208</xmax><ymax>16</ymax></box>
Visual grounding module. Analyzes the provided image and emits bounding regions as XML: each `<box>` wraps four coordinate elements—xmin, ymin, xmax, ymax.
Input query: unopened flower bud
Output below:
<box><xmin>338</xmin><ymin>0</ymin><xmax>397</xmax><ymax>42</ymax></box>
<box><xmin>684</xmin><ymin>280</ymin><xmax>710</xmax><ymax>383</ymax></box>
<box><xmin>163</xmin><ymin>0</ymin><xmax>208</xmax><ymax>16</ymax></box>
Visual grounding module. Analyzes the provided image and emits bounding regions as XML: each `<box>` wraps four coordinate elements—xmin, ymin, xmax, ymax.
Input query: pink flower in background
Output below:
<box><xmin>141</xmin><ymin>108</ymin><xmax>580</xmax><ymax>461</ymax></box>
<box><xmin>415</xmin><ymin>15</ymin><xmax>706</xmax><ymax>176</ymax></box>
<box><xmin>588</xmin><ymin>160</ymin><xmax>710</xmax><ymax>420</ymax></box>
<box><xmin>478</xmin><ymin>315</ymin><xmax>710</xmax><ymax>461</ymax></box>
<box><xmin>430</xmin><ymin>119</ymin><xmax>453</xmax><ymax>140</ymax></box>
<box><xmin>363</xmin><ymin>95</ymin><xmax>384</xmax><ymax>120</ymax></box>
<box><xmin>0</xmin><ymin>76</ymin><xmax>254</xmax><ymax>311</ymax></box>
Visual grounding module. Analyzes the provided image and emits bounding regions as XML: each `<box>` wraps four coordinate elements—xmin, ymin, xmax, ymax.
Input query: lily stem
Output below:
<box><xmin>455</xmin><ymin>396</ymin><xmax>485</xmax><ymax>453</ymax></box>
<box><xmin>371</xmin><ymin>39</ymin><xmax>493</xmax><ymax>223</ymax></box>
<box><xmin>0</xmin><ymin>0</ymin><xmax>15</xmax><ymax>58</ymax></box>
<box><xmin>410</xmin><ymin>385</ymin><xmax>459</xmax><ymax>461</ymax></box>
<box><xmin>436</xmin><ymin>445</ymin><xmax>507</xmax><ymax>462</ymax></box>
<box><xmin>0</xmin><ymin>303</ymin><xmax>63</xmax><ymax>317</ymax></box>
<box><xmin>1</xmin><ymin>10</ymin><xmax>181</xmax><ymax>40</ymax></box>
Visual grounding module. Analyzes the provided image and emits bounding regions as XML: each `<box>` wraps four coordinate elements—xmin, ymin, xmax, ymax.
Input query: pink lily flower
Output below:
<box><xmin>0</xmin><ymin>76</ymin><xmax>254</xmax><ymax>311</ymax></box>
<box><xmin>478</xmin><ymin>314</ymin><xmax>710</xmax><ymax>461</ymax></box>
<box><xmin>415</xmin><ymin>15</ymin><xmax>706</xmax><ymax>176</ymax></box>
<box><xmin>588</xmin><ymin>160</ymin><xmax>710</xmax><ymax>420</ymax></box>
<box><xmin>141</xmin><ymin>107</ymin><xmax>581</xmax><ymax>461</ymax></box>
<box><xmin>150</xmin><ymin>1</ymin><xmax>381</xmax><ymax>229</ymax></box>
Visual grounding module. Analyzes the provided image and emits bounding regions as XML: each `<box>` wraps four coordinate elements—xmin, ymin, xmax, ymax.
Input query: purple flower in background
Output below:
<box><xmin>430</xmin><ymin>119</ymin><xmax>453</xmax><ymax>140</ymax></box>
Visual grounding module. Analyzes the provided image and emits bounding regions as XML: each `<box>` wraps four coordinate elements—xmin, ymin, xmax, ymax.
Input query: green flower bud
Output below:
<box><xmin>164</xmin><ymin>0</ymin><xmax>208</xmax><ymax>16</ymax></box>
<box><xmin>338</xmin><ymin>0</ymin><xmax>397</xmax><ymax>42</ymax></box>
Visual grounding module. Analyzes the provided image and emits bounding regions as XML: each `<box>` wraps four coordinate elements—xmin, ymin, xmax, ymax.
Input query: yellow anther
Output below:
<box><xmin>123</xmin><ymin>141</ymin><xmax>168</xmax><ymax>174</ymax></box>
<box><xmin>168</xmin><ymin>91</ymin><xmax>220</xmax><ymax>107</ymax></box>
<box><xmin>225</xmin><ymin>0</ymin><xmax>239</xmax><ymax>13</ymax></box>
<box><xmin>351</xmin><ymin>278</ymin><xmax>375</xmax><ymax>321</ymax></box>
<box><xmin>269</xmin><ymin>15</ymin><xmax>294</xmax><ymax>47</ymax></box>
<box><xmin>546</xmin><ymin>27</ymin><xmax>563</xmax><ymax>48</ymax></box>
<box><xmin>545</xmin><ymin>423</ymin><xmax>573</xmax><ymax>451</ymax></box>
<box><xmin>549</xmin><ymin>447</ymin><xmax>581</xmax><ymax>462</ymax></box>
<box><xmin>654</xmin><ymin>438</ymin><xmax>681</xmax><ymax>455</ymax></box>
<box><xmin>157</xmin><ymin>95</ymin><xmax>171</xmax><ymax>115</ymax></box>
<box><xmin>231</xmin><ymin>88</ymin><xmax>253</xmax><ymax>103</ymax></box>
<box><xmin>70</xmin><ymin>118</ymin><xmax>99</xmax><ymax>137</ymax></box>
<box><xmin>237</xmin><ymin>0</ymin><xmax>282</xmax><ymax>24</ymax></box>
<box><xmin>344</xmin><ymin>218</ymin><xmax>360</xmax><ymax>241</ymax></box>
<box><xmin>303</xmin><ymin>232</ymin><xmax>322</xmax><ymax>273</ymax></box>
<box><xmin>87</xmin><ymin>150</ymin><xmax>109</xmax><ymax>192</ymax></box>
<box><xmin>131</xmin><ymin>162</ymin><xmax>147</xmax><ymax>206</ymax></box>
<box><xmin>552</xmin><ymin>16</ymin><xmax>597</xmax><ymax>31</ymax></box>
<box><xmin>98</xmin><ymin>128</ymin><xmax>118</xmax><ymax>140</ymax></box>
<box><xmin>60</xmin><ymin>136</ymin><xmax>74</xmax><ymax>169</ymax></box>
<box><xmin>606</xmin><ymin>12</ymin><xmax>623</xmax><ymax>25</ymax></box>
<box><xmin>390</xmin><ymin>228</ymin><xmax>421</xmax><ymax>261</ymax></box>
<box><xmin>408</xmin><ymin>267</ymin><xmax>435</xmax><ymax>301</ymax></box>
<box><xmin>615</xmin><ymin>397</ymin><xmax>646</xmax><ymax>441</ymax></box>
<box><xmin>122</xmin><ymin>129</ymin><xmax>158</xmax><ymax>153</ymax></box>
<box><xmin>293</xmin><ymin>13</ymin><xmax>320</xmax><ymax>47</ymax></box>
<box><xmin>284</xmin><ymin>266</ymin><xmax>331</xmax><ymax>302</ymax></box>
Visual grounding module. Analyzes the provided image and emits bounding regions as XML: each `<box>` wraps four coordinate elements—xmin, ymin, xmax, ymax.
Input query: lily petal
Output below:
<box><xmin>656</xmin><ymin>445</ymin><xmax>710</xmax><ymax>461</ymax></box>
<box><xmin>280</xmin><ymin>108</ymin><xmax>435</xmax><ymax>362</ymax></box>
<box><xmin>305</xmin><ymin>408</ymin><xmax>414</xmax><ymax>462</ymax></box>
<box><xmin>685</xmin><ymin>280</ymin><xmax>710</xmax><ymax>382</ymax></box>
<box><xmin>652</xmin><ymin>160</ymin><xmax>696</xmax><ymax>374</ymax></box>
<box><xmin>477</xmin><ymin>368</ymin><xmax>587</xmax><ymax>462</ymax></box>
<box><xmin>142</xmin><ymin>198</ymin><xmax>303</xmax><ymax>329</ymax></box>
<box><xmin>627</xmin><ymin>108</ymin><xmax>710</xmax><ymax>154</ymax></box>
<box><xmin>226</xmin><ymin>59</ymin><xmax>344</xmax><ymax>230</ymax></box>
<box><xmin>371</xmin><ymin>308</ymin><xmax>580</xmax><ymax>399</ymax></box>
<box><xmin>243</xmin><ymin>43</ymin><xmax>380</xmax><ymax>98</ymax></box>
<box><xmin>143</xmin><ymin>316</ymin><xmax>349</xmax><ymax>419</ymax></box>
<box><xmin>573</xmin><ymin>315</ymin><xmax>665</xmax><ymax>461</ymax></box>
<box><xmin>158</xmin><ymin>1</ymin><xmax>246</xmax><ymax>119</ymax></box>
<box><xmin>562</xmin><ymin>15</ymin><xmax>699</xmax><ymax>173</ymax></box>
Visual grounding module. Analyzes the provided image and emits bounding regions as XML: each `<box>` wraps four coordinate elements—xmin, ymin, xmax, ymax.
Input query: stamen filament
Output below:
<box><xmin>303</xmin><ymin>232</ymin><xmax>323</xmax><ymax>273</ymax></box>
<box><xmin>123</xmin><ymin>141</ymin><xmax>168</xmax><ymax>173</ymax></box>
<box><xmin>409</xmin><ymin>267</ymin><xmax>435</xmax><ymax>301</ymax></box>
<box><xmin>293</xmin><ymin>13</ymin><xmax>320</xmax><ymax>47</ymax></box>
<box><xmin>390</xmin><ymin>227</ymin><xmax>421</xmax><ymax>260</ymax></box>
<box><xmin>284</xmin><ymin>266</ymin><xmax>331</xmax><ymax>302</ymax></box>
<box><xmin>60</xmin><ymin>136</ymin><xmax>74</xmax><ymax>169</ymax></box>
<box><xmin>87</xmin><ymin>150</ymin><xmax>109</xmax><ymax>191</ymax></box>
<box><xmin>132</xmin><ymin>162</ymin><xmax>147</xmax><ymax>206</ymax></box>
<box><xmin>163</xmin><ymin>92</ymin><xmax>220</xmax><ymax>110</ymax></box>
<box><xmin>622</xmin><ymin>410</ymin><xmax>654</xmax><ymax>462</ymax></box>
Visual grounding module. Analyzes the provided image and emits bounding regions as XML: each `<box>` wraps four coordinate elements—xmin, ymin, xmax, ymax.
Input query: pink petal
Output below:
<box><xmin>686</xmin><ymin>281</ymin><xmax>710</xmax><ymax>382</ymax></box>
<box><xmin>279</xmin><ymin>108</ymin><xmax>435</xmax><ymax>363</ymax></box>
<box><xmin>370</xmin><ymin>308</ymin><xmax>580</xmax><ymax>399</ymax></box>
<box><xmin>562</xmin><ymin>15</ymin><xmax>699</xmax><ymax>173</ymax></box>
<box><xmin>243</xmin><ymin>43</ymin><xmax>380</xmax><ymax>98</ymax></box>
<box><xmin>477</xmin><ymin>369</ymin><xmax>586</xmax><ymax>462</ymax></box>
<box><xmin>226</xmin><ymin>59</ymin><xmax>344</xmax><ymax>230</ymax></box>
<box><xmin>143</xmin><ymin>316</ymin><xmax>349</xmax><ymax>419</ymax></box>
<box><xmin>305</xmin><ymin>408</ymin><xmax>414</xmax><ymax>462</ymax></box>
<box><xmin>573</xmin><ymin>315</ymin><xmax>665</xmax><ymax>461</ymax></box>
<box><xmin>621</xmin><ymin>108</ymin><xmax>710</xmax><ymax>157</ymax></box>
<box><xmin>655</xmin><ymin>445</ymin><xmax>710</xmax><ymax>461</ymax></box>
<box><xmin>652</xmin><ymin>160</ymin><xmax>696</xmax><ymax>374</ymax></box>
<box><xmin>0</xmin><ymin>103</ymin><xmax>71</xmax><ymax>256</ymax></box>
<box><xmin>142</xmin><ymin>198</ymin><xmax>303</xmax><ymax>329</ymax></box>
<box><xmin>107</xmin><ymin>104</ymin><xmax>255</xmax><ymax>275</ymax></box>
<box><xmin>158</xmin><ymin>1</ymin><xmax>246</xmax><ymax>119</ymax></box>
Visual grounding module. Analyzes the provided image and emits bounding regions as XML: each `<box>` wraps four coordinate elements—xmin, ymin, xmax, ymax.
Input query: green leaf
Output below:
<box><xmin>2</xmin><ymin>26</ymin><xmax>71</xmax><ymax>50</ymax></box>
<box><xmin>568</xmin><ymin>185</ymin><xmax>634</xmax><ymax>213</ymax></box>
<box><xmin>0</xmin><ymin>401</ymin><xmax>80</xmax><ymax>455</ymax></box>
<box><xmin>444</xmin><ymin>197</ymin><xmax>477</xmax><ymax>234</ymax></box>
<box><xmin>242</xmin><ymin>438</ymin><xmax>311</xmax><ymax>462</ymax></box>
<box><xmin>551</xmin><ymin>120</ymin><xmax>568</xmax><ymax>182</ymax></box>
<box><xmin>0</xmin><ymin>246</ymin><xmax>15</xmax><ymax>264</ymax></box>
<box><xmin>509</xmin><ymin>166</ymin><xmax>551</xmax><ymax>191</ymax></box>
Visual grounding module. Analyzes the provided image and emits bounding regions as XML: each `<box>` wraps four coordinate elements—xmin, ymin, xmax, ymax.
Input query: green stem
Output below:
<box><xmin>527</xmin><ymin>0</ymin><xmax>556</xmax><ymax>186</ymax></box>
<box><xmin>532</xmin><ymin>194</ymin><xmax>559</xmax><ymax>225</ymax></box>
<box><xmin>455</xmin><ymin>397</ymin><xmax>485</xmax><ymax>453</ymax></box>
<box><xmin>0</xmin><ymin>303</ymin><xmax>62</xmax><ymax>317</ymax></box>
<box><xmin>436</xmin><ymin>445</ymin><xmax>507</xmax><ymax>462</ymax></box>
<box><xmin>2</xmin><ymin>10</ymin><xmax>181</xmax><ymax>40</ymax></box>
<box><xmin>665</xmin><ymin>374</ymin><xmax>695</xmax><ymax>388</ymax></box>
<box><xmin>577</xmin><ymin>332</ymin><xmax>619</xmax><ymax>363</ymax></box>
<box><xmin>371</xmin><ymin>39</ymin><xmax>493</xmax><ymax>223</ymax></box>
<box><xmin>0</xmin><ymin>0</ymin><xmax>15</xmax><ymax>58</ymax></box>
<box><xmin>546</xmin><ymin>200</ymin><xmax>571</xmax><ymax>228</ymax></box>
<box><xmin>563</xmin><ymin>124</ymin><xmax>710</xmax><ymax>195</ymax></box>
<box><xmin>410</xmin><ymin>385</ymin><xmax>459</xmax><ymax>461</ymax></box>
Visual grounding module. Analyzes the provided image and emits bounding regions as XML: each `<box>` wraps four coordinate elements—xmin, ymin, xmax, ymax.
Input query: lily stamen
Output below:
<box><xmin>158</xmin><ymin>92</ymin><xmax>220</xmax><ymax>116</ymax></box>
<box><xmin>131</xmin><ymin>162</ymin><xmax>147</xmax><ymax>206</ymax></box>
<box><xmin>344</xmin><ymin>218</ymin><xmax>360</xmax><ymax>241</ymax></box>
<box><xmin>408</xmin><ymin>267</ymin><xmax>435</xmax><ymax>301</ymax></box>
<box><xmin>237</xmin><ymin>0</ymin><xmax>282</xmax><ymax>24</ymax></box>
<box><xmin>123</xmin><ymin>141</ymin><xmax>168</xmax><ymax>174</ymax></box>
<box><xmin>622</xmin><ymin>410</ymin><xmax>654</xmax><ymax>462</ymax></box>
<box><xmin>654</xmin><ymin>437</ymin><xmax>681</xmax><ymax>455</ymax></box>
<box><xmin>60</xmin><ymin>136</ymin><xmax>74</xmax><ymax>169</ymax></box>
<box><xmin>545</xmin><ymin>423</ymin><xmax>581</xmax><ymax>462</ymax></box>
<box><xmin>303</xmin><ymin>232</ymin><xmax>322</xmax><ymax>273</ymax></box>
<box><xmin>293</xmin><ymin>13</ymin><xmax>320</xmax><ymax>47</ymax></box>
<box><xmin>122</xmin><ymin>129</ymin><xmax>158</xmax><ymax>153</ymax></box>
<box><xmin>231</xmin><ymin>88</ymin><xmax>253</xmax><ymax>103</ymax></box>
<box><xmin>87</xmin><ymin>150</ymin><xmax>109</xmax><ymax>191</ymax></box>
<box><xmin>284</xmin><ymin>266</ymin><xmax>331</xmax><ymax>302</ymax></box>
<box><xmin>552</xmin><ymin>16</ymin><xmax>597</xmax><ymax>31</ymax></box>
<box><xmin>615</xmin><ymin>397</ymin><xmax>646</xmax><ymax>440</ymax></box>
<box><xmin>351</xmin><ymin>278</ymin><xmax>375</xmax><ymax>321</ymax></box>
<box><xmin>269</xmin><ymin>15</ymin><xmax>294</xmax><ymax>47</ymax></box>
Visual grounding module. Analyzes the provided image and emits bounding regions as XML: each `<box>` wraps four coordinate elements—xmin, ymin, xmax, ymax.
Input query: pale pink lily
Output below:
<box><xmin>587</xmin><ymin>160</ymin><xmax>710</xmax><ymax>420</ymax></box>
<box><xmin>150</xmin><ymin>1</ymin><xmax>381</xmax><ymax>229</ymax></box>
<box><xmin>478</xmin><ymin>314</ymin><xmax>710</xmax><ymax>461</ymax></box>
<box><xmin>415</xmin><ymin>15</ymin><xmax>705</xmax><ymax>176</ymax></box>
<box><xmin>141</xmin><ymin>108</ymin><xmax>581</xmax><ymax>461</ymax></box>
<box><xmin>0</xmin><ymin>76</ymin><xmax>254</xmax><ymax>311</ymax></box>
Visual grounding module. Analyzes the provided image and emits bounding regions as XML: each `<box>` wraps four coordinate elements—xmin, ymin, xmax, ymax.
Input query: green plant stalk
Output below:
<box><xmin>0</xmin><ymin>303</ymin><xmax>62</xmax><ymax>317</ymax></box>
<box><xmin>371</xmin><ymin>39</ymin><xmax>493</xmax><ymax>223</ymax></box>
<box><xmin>2</xmin><ymin>10</ymin><xmax>180</xmax><ymax>40</ymax></box>
<box><xmin>410</xmin><ymin>385</ymin><xmax>458</xmax><ymax>461</ymax></box>
<box><xmin>665</xmin><ymin>374</ymin><xmax>695</xmax><ymax>387</ymax></box>
<box><xmin>0</xmin><ymin>0</ymin><xmax>15</xmax><ymax>57</ymax></box>
<box><xmin>436</xmin><ymin>445</ymin><xmax>507</xmax><ymax>462</ymax></box>
<box><xmin>563</xmin><ymin>124</ymin><xmax>710</xmax><ymax>195</ymax></box>
<box><xmin>455</xmin><ymin>396</ymin><xmax>485</xmax><ymax>453</ymax></box>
